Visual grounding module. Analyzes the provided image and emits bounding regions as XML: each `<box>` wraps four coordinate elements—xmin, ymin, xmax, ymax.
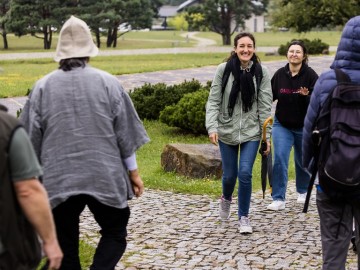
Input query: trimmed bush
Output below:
<box><xmin>129</xmin><ymin>79</ymin><xmax>203</xmax><ymax>120</ymax></box>
<box><xmin>278</xmin><ymin>38</ymin><xmax>329</xmax><ymax>55</ymax></box>
<box><xmin>159</xmin><ymin>89</ymin><xmax>209</xmax><ymax>134</ymax></box>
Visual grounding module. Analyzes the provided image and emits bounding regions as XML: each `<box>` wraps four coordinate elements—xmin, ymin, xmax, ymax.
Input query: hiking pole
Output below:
<box><xmin>303</xmin><ymin>130</ymin><xmax>320</xmax><ymax>213</ymax></box>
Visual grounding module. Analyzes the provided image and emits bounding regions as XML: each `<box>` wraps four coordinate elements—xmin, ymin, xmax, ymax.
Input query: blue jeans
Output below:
<box><xmin>272</xmin><ymin>117</ymin><xmax>310</xmax><ymax>201</ymax></box>
<box><xmin>219</xmin><ymin>140</ymin><xmax>260</xmax><ymax>218</ymax></box>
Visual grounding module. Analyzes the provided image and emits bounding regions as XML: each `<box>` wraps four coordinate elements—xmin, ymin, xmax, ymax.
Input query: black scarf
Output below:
<box><xmin>226</xmin><ymin>55</ymin><xmax>256</xmax><ymax>116</ymax></box>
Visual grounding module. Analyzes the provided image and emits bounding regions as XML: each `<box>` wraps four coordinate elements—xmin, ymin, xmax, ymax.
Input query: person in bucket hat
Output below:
<box><xmin>20</xmin><ymin>15</ymin><xmax>150</xmax><ymax>270</ymax></box>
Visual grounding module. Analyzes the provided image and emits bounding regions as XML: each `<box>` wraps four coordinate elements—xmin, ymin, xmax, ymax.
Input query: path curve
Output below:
<box><xmin>180</xmin><ymin>31</ymin><xmax>218</xmax><ymax>47</ymax></box>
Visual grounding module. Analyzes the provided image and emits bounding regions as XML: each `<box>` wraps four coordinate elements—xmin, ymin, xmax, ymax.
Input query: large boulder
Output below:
<box><xmin>161</xmin><ymin>143</ymin><xmax>222</xmax><ymax>179</ymax></box>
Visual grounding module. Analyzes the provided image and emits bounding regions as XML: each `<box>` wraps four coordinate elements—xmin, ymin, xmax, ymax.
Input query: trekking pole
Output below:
<box><xmin>303</xmin><ymin>130</ymin><xmax>320</xmax><ymax>213</ymax></box>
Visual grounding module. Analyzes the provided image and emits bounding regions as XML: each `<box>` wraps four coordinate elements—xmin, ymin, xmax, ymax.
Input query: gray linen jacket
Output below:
<box><xmin>20</xmin><ymin>65</ymin><xmax>149</xmax><ymax>209</ymax></box>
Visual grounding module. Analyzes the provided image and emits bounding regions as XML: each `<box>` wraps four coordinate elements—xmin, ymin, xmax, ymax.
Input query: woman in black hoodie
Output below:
<box><xmin>267</xmin><ymin>40</ymin><xmax>318</xmax><ymax>211</ymax></box>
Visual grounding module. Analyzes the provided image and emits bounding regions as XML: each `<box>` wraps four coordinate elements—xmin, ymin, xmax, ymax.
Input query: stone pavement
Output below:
<box><xmin>1</xmin><ymin>54</ymin><xmax>358</xmax><ymax>269</ymax></box>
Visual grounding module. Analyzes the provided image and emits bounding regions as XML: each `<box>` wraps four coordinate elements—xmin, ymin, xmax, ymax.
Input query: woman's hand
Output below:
<box><xmin>209</xmin><ymin>132</ymin><xmax>218</xmax><ymax>146</ymax></box>
<box><xmin>264</xmin><ymin>140</ymin><xmax>271</xmax><ymax>156</ymax></box>
<box><xmin>298</xmin><ymin>87</ymin><xmax>309</xmax><ymax>96</ymax></box>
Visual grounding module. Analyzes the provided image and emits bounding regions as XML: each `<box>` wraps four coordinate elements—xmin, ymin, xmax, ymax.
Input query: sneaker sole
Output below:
<box><xmin>239</xmin><ymin>228</ymin><xmax>253</xmax><ymax>234</ymax></box>
<box><xmin>266</xmin><ymin>206</ymin><xmax>285</xmax><ymax>211</ymax></box>
<box><xmin>219</xmin><ymin>214</ymin><xmax>230</xmax><ymax>220</ymax></box>
<box><xmin>296</xmin><ymin>200</ymin><xmax>306</xmax><ymax>204</ymax></box>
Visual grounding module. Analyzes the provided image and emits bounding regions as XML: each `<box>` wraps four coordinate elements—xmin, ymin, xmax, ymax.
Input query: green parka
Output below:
<box><xmin>206</xmin><ymin>61</ymin><xmax>273</xmax><ymax>145</ymax></box>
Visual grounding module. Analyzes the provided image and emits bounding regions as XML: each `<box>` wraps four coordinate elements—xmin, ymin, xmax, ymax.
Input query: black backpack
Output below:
<box><xmin>303</xmin><ymin>69</ymin><xmax>360</xmax><ymax>212</ymax></box>
<box><xmin>0</xmin><ymin>107</ymin><xmax>42</xmax><ymax>270</ymax></box>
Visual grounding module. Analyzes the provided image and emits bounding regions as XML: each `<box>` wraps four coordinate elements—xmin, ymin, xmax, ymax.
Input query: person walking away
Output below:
<box><xmin>267</xmin><ymin>40</ymin><xmax>318</xmax><ymax>211</ymax></box>
<box><xmin>206</xmin><ymin>32</ymin><xmax>273</xmax><ymax>234</ymax></box>
<box><xmin>303</xmin><ymin>16</ymin><xmax>360</xmax><ymax>269</ymax></box>
<box><xmin>19</xmin><ymin>16</ymin><xmax>150</xmax><ymax>270</ymax></box>
<box><xmin>0</xmin><ymin>104</ymin><xmax>63</xmax><ymax>270</ymax></box>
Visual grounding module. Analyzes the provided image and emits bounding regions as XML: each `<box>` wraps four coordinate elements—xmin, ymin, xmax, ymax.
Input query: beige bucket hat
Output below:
<box><xmin>54</xmin><ymin>15</ymin><xmax>99</xmax><ymax>62</ymax></box>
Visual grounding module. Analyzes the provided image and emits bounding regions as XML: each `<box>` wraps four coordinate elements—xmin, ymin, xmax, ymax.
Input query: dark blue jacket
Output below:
<box><xmin>302</xmin><ymin>15</ymin><xmax>360</xmax><ymax>169</ymax></box>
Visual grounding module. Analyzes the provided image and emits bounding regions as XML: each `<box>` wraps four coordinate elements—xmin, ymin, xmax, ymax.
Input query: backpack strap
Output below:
<box><xmin>335</xmin><ymin>68</ymin><xmax>351</xmax><ymax>83</ymax></box>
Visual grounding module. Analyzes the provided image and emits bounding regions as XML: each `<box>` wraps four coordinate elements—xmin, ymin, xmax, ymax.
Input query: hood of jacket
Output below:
<box><xmin>331</xmin><ymin>16</ymin><xmax>360</xmax><ymax>71</ymax></box>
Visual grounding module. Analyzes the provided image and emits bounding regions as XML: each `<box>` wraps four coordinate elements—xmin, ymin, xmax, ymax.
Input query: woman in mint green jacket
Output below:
<box><xmin>206</xmin><ymin>32</ymin><xmax>273</xmax><ymax>234</ymax></box>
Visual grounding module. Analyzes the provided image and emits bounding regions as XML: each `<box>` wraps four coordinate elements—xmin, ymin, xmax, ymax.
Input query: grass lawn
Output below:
<box><xmin>0</xmin><ymin>31</ymin><xmax>194</xmax><ymax>53</ymax></box>
<box><xmin>0</xmin><ymin>52</ymin><xmax>285</xmax><ymax>98</ymax></box>
<box><xmin>196</xmin><ymin>30</ymin><xmax>342</xmax><ymax>47</ymax></box>
<box><xmin>0</xmin><ymin>30</ymin><xmax>341</xmax><ymax>53</ymax></box>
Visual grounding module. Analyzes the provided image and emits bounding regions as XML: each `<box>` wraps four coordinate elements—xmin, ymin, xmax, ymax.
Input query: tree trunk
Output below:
<box><xmin>106</xmin><ymin>29</ymin><xmax>113</xmax><ymax>48</ymax></box>
<box><xmin>43</xmin><ymin>26</ymin><xmax>51</xmax><ymax>50</ymax></box>
<box><xmin>95</xmin><ymin>30</ymin><xmax>101</xmax><ymax>48</ymax></box>
<box><xmin>49</xmin><ymin>29</ymin><xmax>52</xmax><ymax>48</ymax></box>
<box><xmin>112</xmin><ymin>28</ymin><xmax>118</xmax><ymax>48</ymax></box>
<box><xmin>222</xmin><ymin>33</ymin><xmax>231</xmax><ymax>45</ymax></box>
<box><xmin>1</xmin><ymin>26</ymin><xmax>8</xmax><ymax>49</ymax></box>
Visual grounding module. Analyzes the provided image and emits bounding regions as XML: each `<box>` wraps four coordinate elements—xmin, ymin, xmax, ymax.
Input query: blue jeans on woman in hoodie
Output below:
<box><xmin>271</xmin><ymin>117</ymin><xmax>310</xmax><ymax>201</ymax></box>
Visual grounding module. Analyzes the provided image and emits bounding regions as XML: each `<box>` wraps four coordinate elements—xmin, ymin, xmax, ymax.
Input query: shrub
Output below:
<box><xmin>159</xmin><ymin>88</ymin><xmax>209</xmax><ymax>134</ymax></box>
<box><xmin>129</xmin><ymin>83</ymin><xmax>166</xmax><ymax>120</ymax></box>
<box><xmin>278</xmin><ymin>38</ymin><xmax>329</xmax><ymax>55</ymax></box>
<box><xmin>129</xmin><ymin>79</ymin><xmax>203</xmax><ymax>120</ymax></box>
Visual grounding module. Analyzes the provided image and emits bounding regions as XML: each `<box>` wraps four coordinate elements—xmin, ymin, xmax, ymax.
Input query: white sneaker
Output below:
<box><xmin>239</xmin><ymin>216</ymin><xmax>253</xmax><ymax>234</ymax></box>
<box><xmin>219</xmin><ymin>196</ymin><xmax>231</xmax><ymax>220</ymax></box>
<box><xmin>267</xmin><ymin>200</ymin><xmax>285</xmax><ymax>211</ymax></box>
<box><xmin>297</xmin><ymin>193</ymin><xmax>307</xmax><ymax>204</ymax></box>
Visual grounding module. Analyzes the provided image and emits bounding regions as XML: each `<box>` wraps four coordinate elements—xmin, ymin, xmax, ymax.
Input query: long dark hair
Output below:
<box><xmin>59</xmin><ymin>57</ymin><xmax>89</xmax><ymax>71</ymax></box>
<box><xmin>287</xmin><ymin>40</ymin><xmax>308</xmax><ymax>64</ymax></box>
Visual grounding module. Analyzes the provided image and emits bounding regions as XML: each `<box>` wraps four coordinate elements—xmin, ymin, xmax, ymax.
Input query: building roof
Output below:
<box><xmin>158</xmin><ymin>5</ymin><xmax>179</xmax><ymax>17</ymax></box>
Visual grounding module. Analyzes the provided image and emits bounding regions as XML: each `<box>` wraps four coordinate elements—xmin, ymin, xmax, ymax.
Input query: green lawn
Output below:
<box><xmin>0</xmin><ymin>30</ymin><xmax>341</xmax><ymax>53</ymax></box>
<box><xmin>0</xmin><ymin>52</ymin><xmax>284</xmax><ymax>98</ymax></box>
<box><xmin>0</xmin><ymin>31</ymin><xmax>194</xmax><ymax>53</ymax></box>
<box><xmin>196</xmin><ymin>30</ymin><xmax>342</xmax><ymax>47</ymax></box>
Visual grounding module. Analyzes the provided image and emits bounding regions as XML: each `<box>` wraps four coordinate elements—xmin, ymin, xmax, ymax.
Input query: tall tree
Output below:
<box><xmin>270</xmin><ymin>0</ymin><xmax>360</xmax><ymax>32</ymax></box>
<box><xmin>0</xmin><ymin>0</ymin><xmax>10</xmax><ymax>49</ymax></box>
<box><xmin>104</xmin><ymin>0</ymin><xmax>159</xmax><ymax>48</ymax></box>
<box><xmin>67</xmin><ymin>0</ymin><xmax>109</xmax><ymax>48</ymax></box>
<box><xmin>7</xmin><ymin>0</ymin><xmax>61</xmax><ymax>49</ymax></box>
<box><xmin>184</xmin><ymin>0</ymin><xmax>268</xmax><ymax>45</ymax></box>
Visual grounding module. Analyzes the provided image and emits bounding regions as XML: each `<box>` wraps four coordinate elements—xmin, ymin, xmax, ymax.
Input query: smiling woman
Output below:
<box><xmin>205</xmin><ymin>32</ymin><xmax>273</xmax><ymax>234</ymax></box>
<box><xmin>268</xmin><ymin>40</ymin><xmax>319</xmax><ymax>211</ymax></box>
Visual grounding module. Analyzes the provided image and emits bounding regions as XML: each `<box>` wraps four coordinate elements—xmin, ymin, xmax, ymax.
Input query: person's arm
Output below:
<box><xmin>206</xmin><ymin>63</ymin><xmax>225</xmax><ymax>145</ymax></box>
<box><xmin>302</xmin><ymin>76</ymin><xmax>323</xmax><ymax>169</ymax></box>
<box><xmin>257</xmin><ymin>66</ymin><xmax>273</xmax><ymax>140</ymax></box>
<box><xmin>14</xmin><ymin>179</ymin><xmax>63</xmax><ymax>270</ymax></box>
<box><xmin>9</xmin><ymin>127</ymin><xmax>62</xmax><ymax>269</ymax></box>
<box><xmin>128</xmin><ymin>169</ymin><xmax>144</xmax><ymax>197</ymax></box>
<box><xmin>123</xmin><ymin>153</ymin><xmax>144</xmax><ymax>197</ymax></box>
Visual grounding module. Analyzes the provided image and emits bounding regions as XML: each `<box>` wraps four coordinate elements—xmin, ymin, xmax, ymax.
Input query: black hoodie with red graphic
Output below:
<box><xmin>272</xmin><ymin>63</ymin><xmax>318</xmax><ymax>129</ymax></box>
